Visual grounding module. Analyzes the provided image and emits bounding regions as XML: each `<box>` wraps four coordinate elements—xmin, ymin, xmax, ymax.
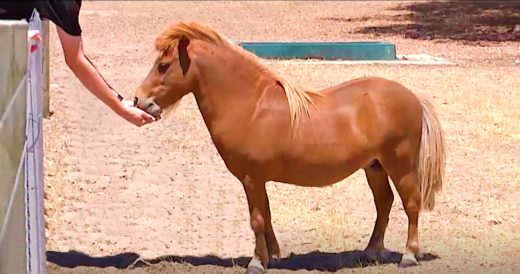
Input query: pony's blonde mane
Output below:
<box><xmin>154</xmin><ymin>21</ymin><xmax>321</xmax><ymax>128</ymax></box>
<box><xmin>155</xmin><ymin>21</ymin><xmax>224</xmax><ymax>56</ymax></box>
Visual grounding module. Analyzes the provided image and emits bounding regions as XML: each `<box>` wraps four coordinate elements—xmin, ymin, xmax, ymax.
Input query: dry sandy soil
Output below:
<box><xmin>43</xmin><ymin>1</ymin><xmax>519</xmax><ymax>274</ymax></box>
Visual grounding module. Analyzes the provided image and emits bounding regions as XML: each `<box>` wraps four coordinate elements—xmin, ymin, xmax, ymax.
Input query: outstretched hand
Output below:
<box><xmin>120</xmin><ymin>99</ymin><xmax>156</xmax><ymax>127</ymax></box>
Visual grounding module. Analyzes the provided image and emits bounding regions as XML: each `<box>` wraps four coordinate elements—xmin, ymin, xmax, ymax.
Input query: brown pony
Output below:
<box><xmin>134</xmin><ymin>21</ymin><xmax>446</xmax><ymax>274</ymax></box>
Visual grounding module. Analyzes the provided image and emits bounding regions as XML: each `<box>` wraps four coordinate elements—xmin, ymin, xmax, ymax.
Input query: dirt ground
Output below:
<box><xmin>43</xmin><ymin>1</ymin><xmax>520</xmax><ymax>274</ymax></box>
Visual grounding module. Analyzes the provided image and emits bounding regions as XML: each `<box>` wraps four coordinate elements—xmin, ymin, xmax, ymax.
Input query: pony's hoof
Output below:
<box><xmin>270</xmin><ymin>248</ymin><xmax>281</xmax><ymax>261</ymax></box>
<box><xmin>246</xmin><ymin>258</ymin><xmax>265</xmax><ymax>274</ymax></box>
<box><xmin>245</xmin><ymin>265</ymin><xmax>265</xmax><ymax>274</ymax></box>
<box><xmin>399</xmin><ymin>253</ymin><xmax>418</xmax><ymax>268</ymax></box>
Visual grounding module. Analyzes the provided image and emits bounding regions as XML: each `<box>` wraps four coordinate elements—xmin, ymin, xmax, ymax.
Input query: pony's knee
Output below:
<box><xmin>250</xmin><ymin>215</ymin><xmax>266</xmax><ymax>234</ymax></box>
<box><xmin>405</xmin><ymin>197</ymin><xmax>421</xmax><ymax>215</ymax></box>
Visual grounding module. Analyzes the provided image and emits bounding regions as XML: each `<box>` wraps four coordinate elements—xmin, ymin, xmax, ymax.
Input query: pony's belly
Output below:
<box><xmin>272</xmin><ymin>161</ymin><xmax>362</xmax><ymax>187</ymax></box>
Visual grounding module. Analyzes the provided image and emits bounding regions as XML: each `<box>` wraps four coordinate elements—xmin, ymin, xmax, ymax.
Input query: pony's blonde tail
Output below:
<box><xmin>416</xmin><ymin>95</ymin><xmax>446</xmax><ymax>211</ymax></box>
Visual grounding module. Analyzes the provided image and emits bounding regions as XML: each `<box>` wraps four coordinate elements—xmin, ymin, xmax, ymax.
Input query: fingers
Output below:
<box><xmin>120</xmin><ymin>104</ymin><xmax>158</xmax><ymax>127</ymax></box>
<box><xmin>135</xmin><ymin>112</ymin><xmax>156</xmax><ymax>127</ymax></box>
<box><xmin>136</xmin><ymin>118</ymin><xmax>152</xmax><ymax>127</ymax></box>
<box><xmin>132</xmin><ymin>106</ymin><xmax>156</xmax><ymax>122</ymax></box>
<box><xmin>142</xmin><ymin>112</ymin><xmax>156</xmax><ymax>122</ymax></box>
<box><xmin>134</xmin><ymin>118</ymin><xmax>150</xmax><ymax>127</ymax></box>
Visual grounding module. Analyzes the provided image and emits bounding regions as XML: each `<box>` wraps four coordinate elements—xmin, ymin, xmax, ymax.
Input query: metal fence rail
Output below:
<box><xmin>0</xmin><ymin>10</ymin><xmax>46</xmax><ymax>274</ymax></box>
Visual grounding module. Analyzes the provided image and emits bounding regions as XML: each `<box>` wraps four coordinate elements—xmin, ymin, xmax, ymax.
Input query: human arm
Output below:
<box><xmin>56</xmin><ymin>26</ymin><xmax>155</xmax><ymax>126</ymax></box>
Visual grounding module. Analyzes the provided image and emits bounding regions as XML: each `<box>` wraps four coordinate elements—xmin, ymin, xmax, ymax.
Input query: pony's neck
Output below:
<box><xmin>191</xmin><ymin>41</ymin><xmax>274</xmax><ymax>132</ymax></box>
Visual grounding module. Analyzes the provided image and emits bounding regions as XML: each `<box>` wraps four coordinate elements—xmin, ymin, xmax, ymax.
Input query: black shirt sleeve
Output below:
<box><xmin>0</xmin><ymin>0</ymin><xmax>82</xmax><ymax>36</ymax></box>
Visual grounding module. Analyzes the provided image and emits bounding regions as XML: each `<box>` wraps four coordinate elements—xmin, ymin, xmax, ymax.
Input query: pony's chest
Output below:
<box><xmin>208</xmin><ymin>113</ymin><xmax>283</xmax><ymax>156</ymax></box>
<box><xmin>210</xmin><ymin>129</ymin><xmax>278</xmax><ymax>163</ymax></box>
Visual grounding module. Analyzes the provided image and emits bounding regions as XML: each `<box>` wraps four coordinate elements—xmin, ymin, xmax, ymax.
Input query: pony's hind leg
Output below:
<box><xmin>363</xmin><ymin>160</ymin><xmax>394</xmax><ymax>256</ymax></box>
<box><xmin>380</xmin><ymin>145</ymin><xmax>422</xmax><ymax>268</ymax></box>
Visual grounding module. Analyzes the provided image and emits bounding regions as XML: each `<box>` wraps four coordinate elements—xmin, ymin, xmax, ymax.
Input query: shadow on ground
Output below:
<box><xmin>46</xmin><ymin>249</ymin><xmax>439</xmax><ymax>272</ymax></box>
<box><xmin>326</xmin><ymin>1</ymin><xmax>520</xmax><ymax>43</ymax></box>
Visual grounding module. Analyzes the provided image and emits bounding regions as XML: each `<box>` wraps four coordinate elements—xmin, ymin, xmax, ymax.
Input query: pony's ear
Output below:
<box><xmin>178</xmin><ymin>35</ymin><xmax>191</xmax><ymax>76</ymax></box>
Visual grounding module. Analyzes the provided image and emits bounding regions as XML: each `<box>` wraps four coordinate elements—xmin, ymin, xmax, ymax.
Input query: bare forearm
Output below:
<box><xmin>56</xmin><ymin>26</ymin><xmax>155</xmax><ymax>127</ymax></box>
<box><xmin>67</xmin><ymin>56</ymin><xmax>125</xmax><ymax>115</ymax></box>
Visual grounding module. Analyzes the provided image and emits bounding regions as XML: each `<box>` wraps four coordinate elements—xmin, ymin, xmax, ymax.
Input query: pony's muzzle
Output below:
<box><xmin>134</xmin><ymin>97</ymin><xmax>162</xmax><ymax>120</ymax></box>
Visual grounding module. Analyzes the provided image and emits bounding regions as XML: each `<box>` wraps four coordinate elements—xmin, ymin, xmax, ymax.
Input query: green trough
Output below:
<box><xmin>238</xmin><ymin>41</ymin><xmax>397</xmax><ymax>61</ymax></box>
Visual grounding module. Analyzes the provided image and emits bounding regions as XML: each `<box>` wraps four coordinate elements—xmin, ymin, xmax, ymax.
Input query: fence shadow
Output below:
<box><xmin>46</xmin><ymin>249</ymin><xmax>439</xmax><ymax>272</ymax></box>
<box><xmin>353</xmin><ymin>1</ymin><xmax>520</xmax><ymax>43</ymax></box>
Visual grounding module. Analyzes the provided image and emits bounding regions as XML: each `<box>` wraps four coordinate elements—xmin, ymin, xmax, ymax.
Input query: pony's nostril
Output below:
<box><xmin>147</xmin><ymin>102</ymin><xmax>155</xmax><ymax>108</ymax></box>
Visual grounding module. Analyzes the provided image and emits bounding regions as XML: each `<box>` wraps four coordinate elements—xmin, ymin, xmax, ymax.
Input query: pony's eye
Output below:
<box><xmin>158</xmin><ymin>62</ymin><xmax>170</xmax><ymax>74</ymax></box>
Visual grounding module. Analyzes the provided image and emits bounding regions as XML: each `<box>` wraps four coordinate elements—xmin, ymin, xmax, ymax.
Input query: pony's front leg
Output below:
<box><xmin>242</xmin><ymin>175</ymin><xmax>270</xmax><ymax>274</ymax></box>
<box><xmin>265</xmin><ymin>194</ymin><xmax>281</xmax><ymax>260</ymax></box>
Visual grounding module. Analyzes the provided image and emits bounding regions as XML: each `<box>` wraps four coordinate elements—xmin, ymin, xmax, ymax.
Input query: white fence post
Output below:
<box><xmin>25</xmin><ymin>10</ymin><xmax>47</xmax><ymax>274</ymax></box>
